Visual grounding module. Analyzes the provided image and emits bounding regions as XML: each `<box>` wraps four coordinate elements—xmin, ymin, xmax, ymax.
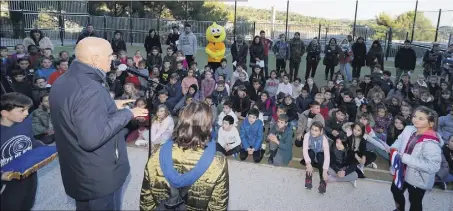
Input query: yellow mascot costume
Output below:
<box><xmin>205</xmin><ymin>22</ymin><xmax>226</xmax><ymax>71</ymax></box>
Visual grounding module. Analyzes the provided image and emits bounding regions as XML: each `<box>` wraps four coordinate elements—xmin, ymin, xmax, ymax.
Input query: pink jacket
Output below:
<box><xmin>302</xmin><ymin>133</ymin><xmax>330</xmax><ymax>170</ymax></box>
<box><xmin>181</xmin><ymin>76</ymin><xmax>199</xmax><ymax>95</ymax></box>
<box><xmin>201</xmin><ymin>78</ymin><xmax>216</xmax><ymax>99</ymax></box>
<box><xmin>150</xmin><ymin>116</ymin><xmax>174</xmax><ymax>145</ymax></box>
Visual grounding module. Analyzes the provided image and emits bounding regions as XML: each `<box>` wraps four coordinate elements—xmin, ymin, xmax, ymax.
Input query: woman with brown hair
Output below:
<box><xmin>140</xmin><ymin>102</ymin><xmax>229</xmax><ymax>211</ymax></box>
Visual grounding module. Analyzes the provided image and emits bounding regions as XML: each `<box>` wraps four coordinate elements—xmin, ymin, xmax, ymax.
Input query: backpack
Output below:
<box><xmin>155</xmin><ymin>185</ymin><xmax>191</xmax><ymax>211</ymax></box>
<box><xmin>155</xmin><ymin>141</ymin><xmax>217</xmax><ymax>211</ymax></box>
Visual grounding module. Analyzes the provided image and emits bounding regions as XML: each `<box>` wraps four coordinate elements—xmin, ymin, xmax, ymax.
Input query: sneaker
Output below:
<box><xmin>135</xmin><ymin>139</ymin><xmax>148</xmax><ymax>146</ymax></box>
<box><xmin>356</xmin><ymin>165</ymin><xmax>366</xmax><ymax>178</ymax></box>
<box><xmin>305</xmin><ymin>173</ymin><xmax>313</xmax><ymax>190</ymax></box>
<box><xmin>318</xmin><ymin>180</ymin><xmax>327</xmax><ymax>194</ymax></box>
<box><xmin>367</xmin><ymin>162</ymin><xmax>378</xmax><ymax>169</ymax></box>
<box><xmin>351</xmin><ymin>180</ymin><xmax>357</xmax><ymax>188</ymax></box>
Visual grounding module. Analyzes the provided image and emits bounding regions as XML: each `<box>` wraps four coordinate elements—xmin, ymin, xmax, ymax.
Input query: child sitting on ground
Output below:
<box><xmin>216</xmin><ymin>115</ymin><xmax>242</xmax><ymax>157</ymax></box>
<box><xmin>146</xmin><ymin>104</ymin><xmax>174</xmax><ymax>148</ymax></box>
<box><xmin>232</xmin><ymin>85</ymin><xmax>251</xmax><ymax>120</ymax></box>
<box><xmin>239</xmin><ymin>108</ymin><xmax>265</xmax><ymax>163</ymax></box>
<box><xmin>302</xmin><ymin>121</ymin><xmax>330</xmax><ymax>194</ymax></box>
<box><xmin>217</xmin><ymin>100</ymin><xmax>238</xmax><ymax>128</ymax></box>
<box><xmin>215</xmin><ymin>58</ymin><xmax>232</xmax><ymax>84</ymax></box>
<box><xmin>267</xmin><ymin>114</ymin><xmax>294</xmax><ymax>166</ymax></box>
<box><xmin>31</xmin><ymin>94</ymin><xmax>54</xmax><ymax>145</ymax></box>
<box><xmin>328</xmin><ymin>134</ymin><xmax>358</xmax><ymax>186</ymax></box>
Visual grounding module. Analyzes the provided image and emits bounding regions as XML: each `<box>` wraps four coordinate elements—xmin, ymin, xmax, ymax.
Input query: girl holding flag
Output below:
<box><xmin>389</xmin><ymin>106</ymin><xmax>443</xmax><ymax>211</ymax></box>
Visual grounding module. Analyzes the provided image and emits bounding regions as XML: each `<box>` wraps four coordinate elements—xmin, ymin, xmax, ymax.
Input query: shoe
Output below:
<box><xmin>351</xmin><ymin>180</ymin><xmax>357</xmax><ymax>188</ymax></box>
<box><xmin>135</xmin><ymin>139</ymin><xmax>148</xmax><ymax>146</ymax></box>
<box><xmin>367</xmin><ymin>162</ymin><xmax>378</xmax><ymax>169</ymax></box>
<box><xmin>318</xmin><ymin>180</ymin><xmax>327</xmax><ymax>194</ymax></box>
<box><xmin>356</xmin><ymin>165</ymin><xmax>366</xmax><ymax>178</ymax></box>
<box><xmin>305</xmin><ymin>173</ymin><xmax>313</xmax><ymax>190</ymax></box>
<box><xmin>268</xmin><ymin>157</ymin><xmax>274</xmax><ymax>164</ymax></box>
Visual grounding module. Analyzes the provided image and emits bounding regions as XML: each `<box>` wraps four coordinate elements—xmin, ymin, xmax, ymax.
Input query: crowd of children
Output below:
<box><xmin>1</xmin><ymin>35</ymin><xmax>453</xmax><ymax>210</ymax></box>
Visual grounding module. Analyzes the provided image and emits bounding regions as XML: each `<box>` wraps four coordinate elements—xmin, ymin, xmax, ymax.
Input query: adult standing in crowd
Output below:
<box><xmin>289</xmin><ymin>32</ymin><xmax>306</xmax><ymax>81</ymax></box>
<box><xmin>177</xmin><ymin>23</ymin><xmax>197</xmax><ymax>64</ymax></box>
<box><xmin>351</xmin><ymin>37</ymin><xmax>367</xmax><ymax>78</ymax></box>
<box><xmin>323</xmin><ymin>38</ymin><xmax>340</xmax><ymax>81</ymax></box>
<box><xmin>140</xmin><ymin>102</ymin><xmax>229</xmax><ymax>210</ymax></box>
<box><xmin>111</xmin><ymin>30</ymin><xmax>127</xmax><ymax>54</ymax></box>
<box><xmin>49</xmin><ymin>37</ymin><xmax>148</xmax><ymax>210</ymax></box>
<box><xmin>22</xmin><ymin>29</ymin><xmax>54</xmax><ymax>52</ymax></box>
<box><xmin>366</xmin><ymin>40</ymin><xmax>384</xmax><ymax>72</ymax></box>
<box><xmin>76</xmin><ymin>24</ymin><xmax>98</xmax><ymax>44</ymax></box>
<box><xmin>249</xmin><ymin>36</ymin><xmax>265</xmax><ymax>70</ymax></box>
<box><xmin>272</xmin><ymin>33</ymin><xmax>290</xmax><ymax>72</ymax></box>
<box><xmin>166</xmin><ymin>26</ymin><xmax>180</xmax><ymax>53</ymax></box>
<box><xmin>145</xmin><ymin>29</ymin><xmax>162</xmax><ymax>54</ymax></box>
<box><xmin>231</xmin><ymin>35</ymin><xmax>249</xmax><ymax>69</ymax></box>
<box><xmin>259</xmin><ymin>30</ymin><xmax>273</xmax><ymax>78</ymax></box>
<box><xmin>394</xmin><ymin>40</ymin><xmax>417</xmax><ymax>83</ymax></box>
<box><xmin>305</xmin><ymin>38</ymin><xmax>321</xmax><ymax>81</ymax></box>
<box><xmin>347</xmin><ymin>34</ymin><xmax>354</xmax><ymax>46</ymax></box>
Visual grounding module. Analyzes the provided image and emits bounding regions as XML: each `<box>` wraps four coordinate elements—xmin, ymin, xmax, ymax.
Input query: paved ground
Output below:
<box><xmin>33</xmin><ymin>147</ymin><xmax>453</xmax><ymax>211</ymax></box>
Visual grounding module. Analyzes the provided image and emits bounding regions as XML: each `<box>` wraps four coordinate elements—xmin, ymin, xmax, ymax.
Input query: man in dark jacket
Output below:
<box><xmin>394</xmin><ymin>40</ymin><xmax>417</xmax><ymax>83</ymax></box>
<box><xmin>76</xmin><ymin>24</ymin><xmax>98</xmax><ymax>44</ymax></box>
<box><xmin>49</xmin><ymin>37</ymin><xmax>147</xmax><ymax>210</ymax></box>
<box><xmin>351</xmin><ymin>37</ymin><xmax>367</xmax><ymax>78</ymax></box>
<box><xmin>423</xmin><ymin>43</ymin><xmax>443</xmax><ymax>78</ymax></box>
<box><xmin>289</xmin><ymin>32</ymin><xmax>306</xmax><ymax>81</ymax></box>
<box><xmin>231</xmin><ymin>35</ymin><xmax>248</xmax><ymax>70</ymax></box>
<box><xmin>165</xmin><ymin>73</ymin><xmax>183</xmax><ymax>111</ymax></box>
<box><xmin>166</xmin><ymin>26</ymin><xmax>180</xmax><ymax>52</ymax></box>
<box><xmin>111</xmin><ymin>31</ymin><xmax>127</xmax><ymax>54</ymax></box>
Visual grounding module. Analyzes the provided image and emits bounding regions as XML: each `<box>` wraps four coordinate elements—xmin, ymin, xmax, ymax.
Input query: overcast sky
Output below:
<box><xmin>226</xmin><ymin>0</ymin><xmax>453</xmax><ymax>26</ymax></box>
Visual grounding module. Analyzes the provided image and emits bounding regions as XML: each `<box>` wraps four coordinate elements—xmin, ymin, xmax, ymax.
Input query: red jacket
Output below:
<box><xmin>260</xmin><ymin>38</ymin><xmax>273</xmax><ymax>56</ymax></box>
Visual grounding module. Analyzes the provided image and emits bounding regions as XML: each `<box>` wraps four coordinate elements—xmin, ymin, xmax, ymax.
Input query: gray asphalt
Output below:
<box><xmin>33</xmin><ymin>147</ymin><xmax>453</xmax><ymax>211</ymax></box>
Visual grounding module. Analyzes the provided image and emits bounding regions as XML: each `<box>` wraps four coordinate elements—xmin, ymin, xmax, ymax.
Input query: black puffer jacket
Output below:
<box><xmin>395</xmin><ymin>47</ymin><xmax>417</xmax><ymax>70</ymax></box>
<box><xmin>249</xmin><ymin>36</ymin><xmax>265</xmax><ymax>66</ymax></box>
<box><xmin>352</xmin><ymin>38</ymin><xmax>367</xmax><ymax>66</ymax></box>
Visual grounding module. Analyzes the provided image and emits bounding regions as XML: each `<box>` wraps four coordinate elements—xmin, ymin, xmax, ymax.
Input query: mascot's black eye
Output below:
<box><xmin>211</xmin><ymin>29</ymin><xmax>216</xmax><ymax>33</ymax></box>
<box><xmin>216</xmin><ymin>29</ymin><xmax>220</xmax><ymax>32</ymax></box>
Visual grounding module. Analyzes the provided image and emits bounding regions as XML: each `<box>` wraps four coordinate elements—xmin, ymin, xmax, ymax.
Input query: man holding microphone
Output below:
<box><xmin>49</xmin><ymin>37</ymin><xmax>148</xmax><ymax>210</ymax></box>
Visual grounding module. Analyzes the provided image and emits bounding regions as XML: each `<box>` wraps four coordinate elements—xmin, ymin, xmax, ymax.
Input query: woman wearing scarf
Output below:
<box><xmin>339</xmin><ymin>39</ymin><xmax>353</xmax><ymax>82</ymax></box>
<box><xmin>140</xmin><ymin>102</ymin><xmax>229</xmax><ymax>211</ymax></box>
<box><xmin>22</xmin><ymin>29</ymin><xmax>54</xmax><ymax>52</ymax></box>
<box><xmin>111</xmin><ymin>31</ymin><xmax>127</xmax><ymax>54</ymax></box>
<box><xmin>144</xmin><ymin>29</ymin><xmax>162</xmax><ymax>55</ymax></box>
<box><xmin>366</xmin><ymin>40</ymin><xmax>384</xmax><ymax>73</ymax></box>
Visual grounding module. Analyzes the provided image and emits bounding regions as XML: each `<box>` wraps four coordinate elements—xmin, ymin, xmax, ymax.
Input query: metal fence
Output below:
<box><xmin>1</xmin><ymin>0</ymin><xmax>452</xmax><ymax>59</ymax></box>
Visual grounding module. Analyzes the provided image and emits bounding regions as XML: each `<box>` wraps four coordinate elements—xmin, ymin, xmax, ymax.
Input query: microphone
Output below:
<box><xmin>117</xmin><ymin>64</ymin><xmax>150</xmax><ymax>80</ymax></box>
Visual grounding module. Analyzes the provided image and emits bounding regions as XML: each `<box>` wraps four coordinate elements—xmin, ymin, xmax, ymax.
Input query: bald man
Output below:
<box><xmin>49</xmin><ymin>37</ymin><xmax>147</xmax><ymax>210</ymax></box>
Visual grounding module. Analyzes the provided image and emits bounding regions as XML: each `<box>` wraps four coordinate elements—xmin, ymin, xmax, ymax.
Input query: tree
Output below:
<box><xmin>164</xmin><ymin>1</ymin><xmax>204</xmax><ymax>20</ymax></box>
<box><xmin>196</xmin><ymin>2</ymin><xmax>232</xmax><ymax>22</ymax></box>
<box><xmin>374</xmin><ymin>11</ymin><xmax>436</xmax><ymax>41</ymax></box>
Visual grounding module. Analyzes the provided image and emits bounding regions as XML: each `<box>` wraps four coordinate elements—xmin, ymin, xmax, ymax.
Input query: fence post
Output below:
<box><xmin>434</xmin><ymin>9</ymin><xmax>442</xmax><ymax>42</ymax></box>
<box><xmin>129</xmin><ymin>1</ymin><xmax>133</xmax><ymax>46</ymax></box>
<box><xmin>365</xmin><ymin>27</ymin><xmax>368</xmax><ymax>42</ymax></box>
<box><xmin>352</xmin><ymin>0</ymin><xmax>358</xmax><ymax>40</ymax></box>
<box><xmin>285</xmin><ymin>0</ymin><xmax>289</xmax><ymax>41</ymax></box>
<box><xmin>324</xmin><ymin>27</ymin><xmax>328</xmax><ymax>44</ymax></box>
<box><xmin>20</xmin><ymin>1</ymin><xmax>25</xmax><ymax>39</ymax></box>
<box><xmin>58</xmin><ymin>1</ymin><xmax>64</xmax><ymax>46</ymax></box>
<box><xmin>405</xmin><ymin>31</ymin><xmax>409</xmax><ymax>41</ymax></box>
<box><xmin>253</xmin><ymin>22</ymin><xmax>256</xmax><ymax>36</ymax></box>
<box><xmin>233</xmin><ymin>0</ymin><xmax>237</xmax><ymax>41</ymax></box>
<box><xmin>103</xmin><ymin>15</ymin><xmax>107</xmax><ymax>40</ymax></box>
<box><xmin>385</xmin><ymin>27</ymin><xmax>392</xmax><ymax>61</ymax></box>
<box><xmin>410</xmin><ymin>0</ymin><xmax>418</xmax><ymax>42</ymax></box>
<box><xmin>317</xmin><ymin>23</ymin><xmax>321</xmax><ymax>41</ymax></box>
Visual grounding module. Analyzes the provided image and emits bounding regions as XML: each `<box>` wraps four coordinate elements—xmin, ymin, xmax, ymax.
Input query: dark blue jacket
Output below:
<box><xmin>166</xmin><ymin>81</ymin><xmax>183</xmax><ymax>110</ymax></box>
<box><xmin>240</xmin><ymin>119</ymin><xmax>264</xmax><ymax>150</ymax></box>
<box><xmin>49</xmin><ymin>60</ymin><xmax>133</xmax><ymax>200</ymax></box>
